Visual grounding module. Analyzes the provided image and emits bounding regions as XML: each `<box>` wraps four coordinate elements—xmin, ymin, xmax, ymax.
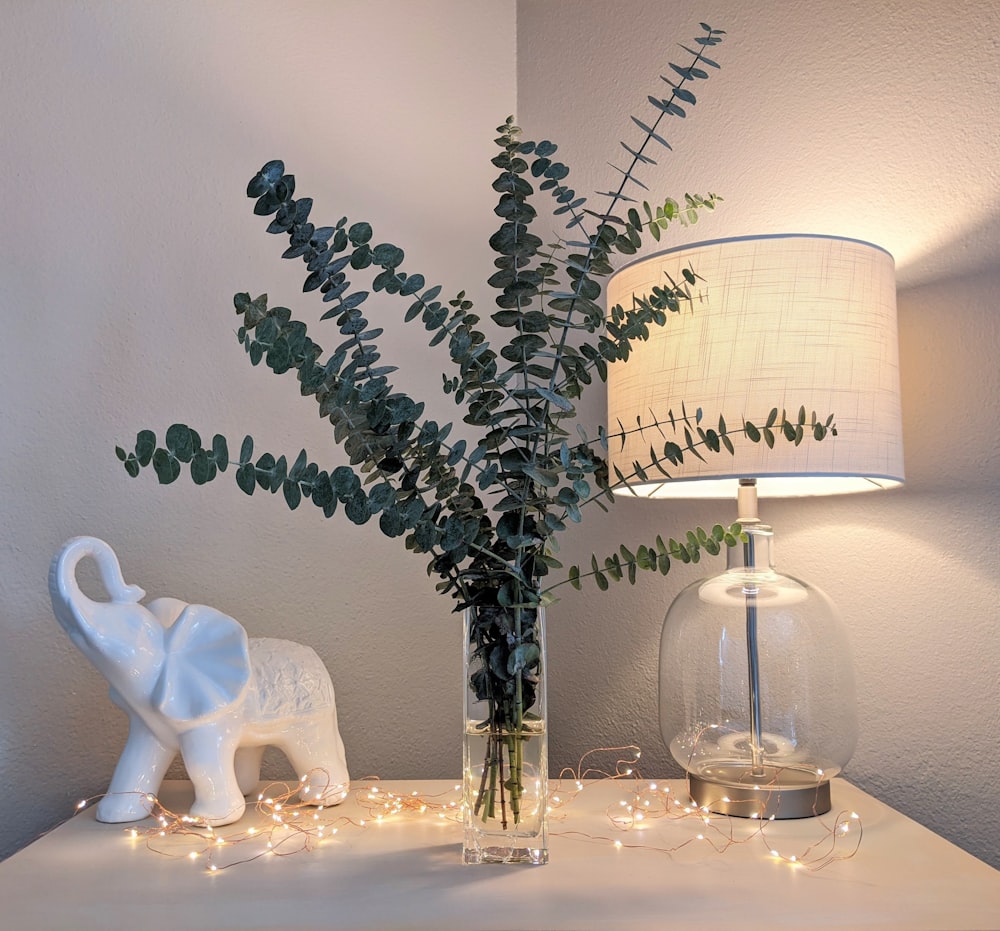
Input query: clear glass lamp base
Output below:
<box><xmin>686</xmin><ymin>763</ymin><xmax>832</xmax><ymax>819</ymax></box>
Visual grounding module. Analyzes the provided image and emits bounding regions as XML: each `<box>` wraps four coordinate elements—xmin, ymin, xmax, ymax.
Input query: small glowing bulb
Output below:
<box><xmin>188</xmin><ymin>852</ymin><xmax>198</xmax><ymax>861</ymax></box>
<box><xmin>76</xmin><ymin>800</ymin><xmax>87</xmax><ymax>810</ymax></box>
<box><xmin>209</xmin><ymin>864</ymin><xmax>218</xmax><ymax>872</ymax></box>
<box><xmin>770</xmin><ymin>849</ymin><xmax>780</xmax><ymax>857</ymax></box>
<box><xmin>614</xmin><ymin>840</ymin><xmax>623</xmax><ymax>849</ymax></box>
<box><xmin>649</xmin><ymin>782</ymin><xmax>658</xmax><ymax>791</ymax></box>
<box><xmin>247</xmin><ymin>827</ymin><xmax>257</xmax><ymax>835</ymax></box>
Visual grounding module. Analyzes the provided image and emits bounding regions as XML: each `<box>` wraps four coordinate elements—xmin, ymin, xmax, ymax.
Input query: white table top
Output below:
<box><xmin>1</xmin><ymin>778</ymin><xmax>997</xmax><ymax>930</ymax></box>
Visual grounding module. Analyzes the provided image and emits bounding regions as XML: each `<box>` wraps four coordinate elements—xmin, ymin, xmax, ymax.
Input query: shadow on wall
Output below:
<box><xmin>896</xmin><ymin>260</ymin><xmax>1000</xmax><ymax>494</ymax></box>
<box><xmin>898</xmin><ymin>205</ymin><xmax>1000</xmax><ymax>291</ymax></box>
<box><xmin>830</xmin><ymin>514</ymin><xmax>1000</xmax><ymax>870</ymax></box>
<box><xmin>0</xmin><ymin>607</ymin><xmax>125</xmax><ymax>861</ymax></box>
<box><xmin>868</xmin><ymin>244</ymin><xmax>999</xmax><ymax>868</ymax></box>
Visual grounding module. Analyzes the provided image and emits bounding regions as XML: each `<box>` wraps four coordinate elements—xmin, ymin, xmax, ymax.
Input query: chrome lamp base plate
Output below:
<box><xmin>687</xmin><ymin>765</ymin><xmax>832</xmax><ymax>819</ymax></box>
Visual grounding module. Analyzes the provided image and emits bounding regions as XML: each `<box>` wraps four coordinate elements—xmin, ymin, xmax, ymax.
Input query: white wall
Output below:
<box><xmin>518</xmin><ymin>0</ymin><xmax>1000</xmax><ymax>868</ymax></box>
<box><xmin>1</xmin><ymin>0</ymin><xmax>997</xmax><ymax>872</ymax></box>
<box><xmin>0</xmin><ymin>0</ymin><xmax>515</xmax><ymax>860</ymax></box>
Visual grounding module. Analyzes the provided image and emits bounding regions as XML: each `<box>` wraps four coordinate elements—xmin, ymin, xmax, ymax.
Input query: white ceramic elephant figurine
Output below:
<box><xmin>49</xmin><ymin>536</ymin><xmax>349</xmax><ymax>826</ymax></box>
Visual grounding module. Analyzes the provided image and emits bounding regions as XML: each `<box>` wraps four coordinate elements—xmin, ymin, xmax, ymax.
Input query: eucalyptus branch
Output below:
<box><xmin>559</xmin><ymin>406</ymin><xmax>837</xmax><ymax>520</ymax></box>
<box><xmin>241</xmin><ymin>291</ymin><xmax>541</xmax><ymax>528</ymax></box>
<box><xmin>116</xmin><ymin>425</ymin><xmax>491</xmax><ymax>600</ymax></box>
<box><xmin>558</xmin><ymin>522</ymin><xmax>746</xmax><ymax>595</ymax></box>
<box><xmin>248</xmin><ymin>160</ymin><xmax>513</xmax><ymax>426</ymax></box>
<box><xmin>596</xmin><ymin>25</ymin><xmax>725</xmax><ymax>231</ymax></box>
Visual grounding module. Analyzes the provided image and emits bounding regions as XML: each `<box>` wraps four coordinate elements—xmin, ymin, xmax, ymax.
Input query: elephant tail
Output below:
<box><xmin>50</xmin><ymin>536</ymin><xmax>146</xmax><ymax>617</ymax></box>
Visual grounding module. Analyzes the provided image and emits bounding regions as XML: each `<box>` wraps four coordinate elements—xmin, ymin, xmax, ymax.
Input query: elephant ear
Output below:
<box><xmin>152</xmin><ymin>604</ymin><xmax>251</xmax><ymax>725</ymax></box>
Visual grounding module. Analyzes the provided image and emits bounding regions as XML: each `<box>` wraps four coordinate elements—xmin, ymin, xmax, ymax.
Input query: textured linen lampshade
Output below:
<box><xmin>606</xmin><ymin>234</ymin><xmax>904</xmax><ymax>819</ymax></box>
<box><xmin>606</xmin><ymin>234</ymin><xmax>904</xmax><ymax>498</ymax></box>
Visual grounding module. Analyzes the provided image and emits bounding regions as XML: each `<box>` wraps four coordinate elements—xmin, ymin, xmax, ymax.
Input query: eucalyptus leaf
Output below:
<box><xmin>152</xmin><ymin>449</ymin><xmax>180</xmax><ymax>485</ymax></box>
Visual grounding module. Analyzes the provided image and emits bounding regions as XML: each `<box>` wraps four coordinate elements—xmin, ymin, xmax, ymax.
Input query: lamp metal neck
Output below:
<box><xmin>729</xmin><ymin>479</ymin><xmax>776</xmax><ymax>573</ymax></box>
<box><xmin>737</xmin><ymin>478</ymin><xmax>761</xmax><ymax>525</ymax></box>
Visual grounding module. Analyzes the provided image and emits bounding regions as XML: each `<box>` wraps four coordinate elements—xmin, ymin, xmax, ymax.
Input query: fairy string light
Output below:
<box><xmin>549</xmin><ymin>746</ymin><xmax>863</xmax><ymax>870</ymax></box>
<box><xmin>355</xmin><ymin>780</ymin><xmax>464</xmax><ymax>824</ymax></box>
<box><xmin>74</xmin><ymin>749</ymin><xmax>862</xmax><ymax>873</ymax></box>
<box><xmin>118</xmin><ymin>777</ymin><xmax>364</xmax><ymax>872</ymax></box>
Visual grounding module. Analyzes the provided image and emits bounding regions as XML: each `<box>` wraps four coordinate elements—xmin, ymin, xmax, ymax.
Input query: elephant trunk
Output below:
<box><xmin>50</xmin><ymin>536</ymin><xmax>146</xmax><ymax>639</ymax></box>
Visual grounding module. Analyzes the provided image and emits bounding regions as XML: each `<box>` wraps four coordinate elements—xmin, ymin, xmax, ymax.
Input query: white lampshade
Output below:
<box><xmin>606</xmin><ymin>234</ymin><xmax>904</xmax><ymax>498</ymax></box>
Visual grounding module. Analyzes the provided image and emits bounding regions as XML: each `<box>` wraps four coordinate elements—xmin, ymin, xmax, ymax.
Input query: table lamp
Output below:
<box><xmin>606</xmin><ymin>234</ymin><xmax>904</xmax><ymax>818</ymax></box>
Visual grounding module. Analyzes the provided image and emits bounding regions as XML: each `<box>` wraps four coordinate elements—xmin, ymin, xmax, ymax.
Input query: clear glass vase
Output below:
<box><xmin>463</xmin><ymin>602</ymin><xmax>548</xmax><ymax>864</ymax></box>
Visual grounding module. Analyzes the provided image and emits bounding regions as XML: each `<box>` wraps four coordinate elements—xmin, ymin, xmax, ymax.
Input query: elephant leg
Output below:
<box><xmin>233</xmin><ymin>745</ymin><xmax>265</xmax><ymax>796</ymax></box>
<box><xmin>276</xmin><ymin>712</ymin><xmax>349</xmax><ymax>806</ymax></box>
<box><xmin>179</xmin><ymin>727</ymin><xmax>246</xmax><ymax>826</ymax></box>
<box><xmin>96</xmin><ymin>714</ymin><xmax>175</xmax><ymax>823</ymax></box>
